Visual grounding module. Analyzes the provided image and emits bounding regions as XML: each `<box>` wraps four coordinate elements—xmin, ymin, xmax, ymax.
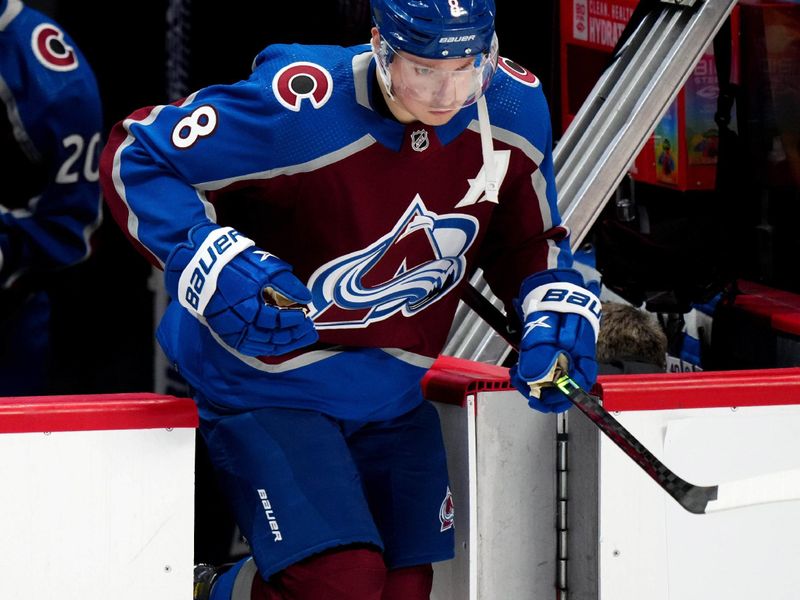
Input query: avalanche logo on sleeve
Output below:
<box><xmin>308</xmin><ymin>196</ymin><xmax>478</xmax><ymax>329</ymax></box>
<box><xmin>272</xmin><ymin>62</ymin><xmax>333</xmax><ymax>111</ymax></box>
<box><xmin>31</xmin><ymin>23</ymin><xmax>78</xmax><ymax>72</ymax></box>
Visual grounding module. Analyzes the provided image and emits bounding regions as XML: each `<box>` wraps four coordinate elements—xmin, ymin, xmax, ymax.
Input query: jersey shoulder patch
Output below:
<box><xmin>497</xmin><ymin>57</ymin><xmax>540</xmax><ymax>88</ymax></box>
<box><xmin>271</xmin><ymin>61</ymin><xmax>334</xmax><ymax>112</ymax></box>
<box><xmin>484</xmin><ymin>58</ymin><xmax>552</xmax><ymax>158</ymax></box>
<box><xmin>30</xmin><ymin>22</ymin><xmax>79</xmax><ymax>72</ymax></box>
<box><xmin>252</xmin><ymin>44</ymin><xmax>357</xmax><ymax>113</ymax></box>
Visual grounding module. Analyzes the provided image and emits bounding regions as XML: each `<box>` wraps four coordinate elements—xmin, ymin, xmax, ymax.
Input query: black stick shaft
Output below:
<box><xmin>460</xmin><ymin>283</ymin><xmax>520</xmax><ymax>348</ymax></box>
<box><xmin>555</xmin><ymin>376</ymin><xmax>717</xmax><ymax>514</ymax></box>
<box><xmin>461</xmin><ymin>283</ymin><xmax>718</xmax><ymax>514</ymax></box>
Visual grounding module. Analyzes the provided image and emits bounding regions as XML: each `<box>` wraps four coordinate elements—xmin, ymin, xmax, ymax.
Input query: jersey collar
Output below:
<box><xmin>352</xmin><ymin>48</ymin><xmax>477</xmax><ymax>152</ymax></box>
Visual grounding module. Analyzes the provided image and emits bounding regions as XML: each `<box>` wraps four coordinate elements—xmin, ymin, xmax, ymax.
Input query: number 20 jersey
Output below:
<box><xmin>101</xmin><ymin>42</ymin><xmax>574</xmax><ymax>421</ymax></box>
<box><xmin>0</xmin><ymin>0</ymin><xmax>102</xmax><ymax>288</ymax></box>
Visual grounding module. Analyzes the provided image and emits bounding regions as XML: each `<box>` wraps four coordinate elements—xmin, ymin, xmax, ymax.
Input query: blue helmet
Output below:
<box><xmin>371</xmin><ymin>0</ymin><xmax>496</xmax><ymax>59</ymax></box>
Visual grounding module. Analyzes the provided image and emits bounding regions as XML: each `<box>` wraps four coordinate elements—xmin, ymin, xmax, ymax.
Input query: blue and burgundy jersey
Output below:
<box><xmin>100</xmin><ymin>42</ymin><xmax>573</xmax><ymax>421</ymax></box>
<box><xmin>0</xmin><ymin>0</ymin><xmax>102</xmax><ymax>290</ymax></box>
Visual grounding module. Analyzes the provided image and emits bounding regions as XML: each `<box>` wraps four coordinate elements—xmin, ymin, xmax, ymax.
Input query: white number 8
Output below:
<box><xmin>171</xmin><ymin>105</ymin><xmax>218</xmax><ymax>149</ymax></box>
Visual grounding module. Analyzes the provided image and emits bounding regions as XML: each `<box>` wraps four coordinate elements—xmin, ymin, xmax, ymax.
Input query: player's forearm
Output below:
<box><xmin>0</xmin><ymin>186</ymin><xmax>101</xmax><ymax>284</ymax></box>
<box><xmin>99</xmin><ymin>117</ymin><xmax>219</xmax><ymax>269</ymax></box>
<box><xmin>479</xmin><ymin>223</ymin><xmax>574</xmax><ymax>309</ymax></box>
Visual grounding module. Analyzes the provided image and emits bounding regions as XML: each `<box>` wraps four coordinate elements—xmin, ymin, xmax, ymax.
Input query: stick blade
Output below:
<box><xmin>673</xmin><ymin>483</ymin><xmax>719</xmax><ymax>515</ymax></box>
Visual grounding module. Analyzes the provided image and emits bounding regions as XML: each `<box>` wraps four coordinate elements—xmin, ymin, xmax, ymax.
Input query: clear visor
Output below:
<box><xmin>376</xmin><ymin>34</ymin><xmax>499</xmax><ymax>111</ymax></box>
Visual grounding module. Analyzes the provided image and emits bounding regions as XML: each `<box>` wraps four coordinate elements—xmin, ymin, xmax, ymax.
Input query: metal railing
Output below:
<box><xmin>444</xmin><ymin>0</ymin><xmax>739</xmax><ymax>364</ymax></box>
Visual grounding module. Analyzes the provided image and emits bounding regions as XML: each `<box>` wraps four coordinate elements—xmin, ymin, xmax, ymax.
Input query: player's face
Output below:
<box><xmin>371</xmin><ymin>28</ymin><xmax>498</xmax><ymax>126</ymax></box>
<box><xmin>388</xmin><ymin>52</ymin><xmax>478</xmax><ymax>125</ymax></box>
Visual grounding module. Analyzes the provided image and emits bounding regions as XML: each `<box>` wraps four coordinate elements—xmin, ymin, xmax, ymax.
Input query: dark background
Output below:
<box><xmin>29</xmin><ymin>1</ymin><xmax>559</xmax><ymax>395</ymax></box>
<box><xmin>30</xmin><ymin>1</ymin><xmax>800</xmax><ymax>394</ymax></box>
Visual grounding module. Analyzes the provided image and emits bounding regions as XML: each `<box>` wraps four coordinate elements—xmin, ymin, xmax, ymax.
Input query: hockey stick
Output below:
<box><xmin>462</xmin><ymin>283</ymin><xmax>800</xmax><ymax>514</ymax></box>
<box><xmin>553</xmin><ymin>374</ymin><xmax>717</xmax><ymax>514</ymax></box>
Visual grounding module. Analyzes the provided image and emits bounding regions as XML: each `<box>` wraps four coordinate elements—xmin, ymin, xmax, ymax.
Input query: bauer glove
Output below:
<box><xmin>164</xmin><ymin>223</ymin><xmax>318</xmax><ymax>356</ymax></box>
<box><xmin>509</xmin><ymin>268</ymin><xmax>600</xmax><ymax>413</ymax></box>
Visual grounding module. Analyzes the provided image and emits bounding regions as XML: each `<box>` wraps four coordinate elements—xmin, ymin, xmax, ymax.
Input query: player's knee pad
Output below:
<box><xmin>257</xmin><ymin>545</ymin><xmax>387</xmax><ymax>600</ymax></box>
<box><xmin>382</xmin><ymin>564</ymin><xmax>433</xmax><ymax>600</ymax></box>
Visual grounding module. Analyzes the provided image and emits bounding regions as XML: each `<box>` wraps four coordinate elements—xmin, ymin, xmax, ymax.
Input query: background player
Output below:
<box><xmin>0</xmin><ymin>0</ymin><xmax>103</xmax><ymax>394</ymax></box>
<box><xmin>99</xmin><ymin>0</ymin><xmax>599</xmax><ymax>597</ymax></box>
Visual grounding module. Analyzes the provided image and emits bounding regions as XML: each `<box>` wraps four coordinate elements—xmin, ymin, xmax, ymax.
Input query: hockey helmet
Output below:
<box><xmin>371</xmin><ymin>0</ymin><xmax>496</xmax><ymax>58</ymax></box>
<box><xmin>371</xmin><ymin>0</ymin><xmax>498</xmax><ymax>109</ymax></box>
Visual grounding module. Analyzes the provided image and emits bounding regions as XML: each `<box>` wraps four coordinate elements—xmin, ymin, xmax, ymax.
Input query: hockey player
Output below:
<box><xmin>0</xmin><ymin>0</ymin><xmax>103</xmax><ymax>394</ymax></box>
<box><xmin>99</xmin><ymin>0</ymin><xmax>599</xmax><ymax>597</ymax></box>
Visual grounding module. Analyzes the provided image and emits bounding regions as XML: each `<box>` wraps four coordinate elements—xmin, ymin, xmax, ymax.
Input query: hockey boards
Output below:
<box><xmin>462</xmin><ymin>282</ymin><xmax>800</xmax><ymax>515</ymax></box>
<box><xmin>555</xmin><ymin>374</ymin><xmax>800</xmax><ymax>514</ymax></box>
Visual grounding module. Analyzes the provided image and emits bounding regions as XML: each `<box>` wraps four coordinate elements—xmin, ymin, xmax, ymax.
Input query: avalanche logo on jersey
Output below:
<box><xmin>307</xmin><ymin>196</ymin><xmax>478</xmax><ymax>329</ymax></box>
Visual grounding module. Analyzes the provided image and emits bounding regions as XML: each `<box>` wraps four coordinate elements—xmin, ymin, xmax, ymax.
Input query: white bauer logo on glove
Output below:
<box><xmin>177</xmin><ymin>226</ymin><xmax>255</xmax><ymax>316</ymax></box>
<box><xmin>520</xmin><ymin>281</ymin><xmax>601</xmax><ymax>342</ymax></box>
<box><xmin>165</xmin><ymin>222</ymin><xmax>317</xmax><ymax>357</ymax></box>
<box><xmin>511</xmin><ymin>271</ymin><xmax>601</xmax><ymax>411</ymax></box>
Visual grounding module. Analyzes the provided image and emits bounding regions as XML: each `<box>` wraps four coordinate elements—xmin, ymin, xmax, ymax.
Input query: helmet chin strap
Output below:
<box><xmin>477</xmin><ymin>95</ymin><xmax>498</xmax><ymax>202</ymax></box>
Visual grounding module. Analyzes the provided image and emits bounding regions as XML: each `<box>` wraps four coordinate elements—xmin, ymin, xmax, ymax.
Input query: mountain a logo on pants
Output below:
<box><xmin>307</xmin><ymin>195</ymin><xmax>479</xmax><ymax>329</ymax></box>
<box><xmin>439</xmin><ymin>486</ymin><xmax>455</xmax><ymax>532</ymax></box>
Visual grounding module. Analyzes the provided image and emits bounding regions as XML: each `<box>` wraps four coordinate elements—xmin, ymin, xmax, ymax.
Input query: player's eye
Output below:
<box><xmin>414</xmin><ymin>66</ymin><xmax>435</xmax><ymax>76</ymax></box>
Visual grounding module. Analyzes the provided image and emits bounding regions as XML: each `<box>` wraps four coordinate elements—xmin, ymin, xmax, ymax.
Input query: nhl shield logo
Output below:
<box><xmin>411</xmin><ymin>129</ymin><xmax>430</xmax><ymax>152</ymax></box>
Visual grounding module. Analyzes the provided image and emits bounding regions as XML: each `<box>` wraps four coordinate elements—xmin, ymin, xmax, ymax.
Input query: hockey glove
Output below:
<box><xmin>164</xmin><ymin>223</ymin><xmax>318</xmax><ymax>356</ymax></box>
<box><xmin>509</xmin><ymin>268</ymin><xmax>600</xmax><ymax>413</ymax></box>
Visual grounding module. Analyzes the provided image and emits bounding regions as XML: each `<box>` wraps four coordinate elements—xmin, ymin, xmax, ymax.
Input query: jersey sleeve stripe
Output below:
<box><xmin>103</xmin><ymin>106</ymin><xmax>168</xmax><ymax>267</ymax></box>
<box><xmin>195</xmin><ymin>134</ymin><xmax>378</xmax><ymax>191</ymax></box>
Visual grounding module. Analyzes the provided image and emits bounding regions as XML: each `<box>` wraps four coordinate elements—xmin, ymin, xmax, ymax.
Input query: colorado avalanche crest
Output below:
<box><xmin>308</xmin><ymin>196</ymin><xmax>479</xmax><ymax>329</ymax></box>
